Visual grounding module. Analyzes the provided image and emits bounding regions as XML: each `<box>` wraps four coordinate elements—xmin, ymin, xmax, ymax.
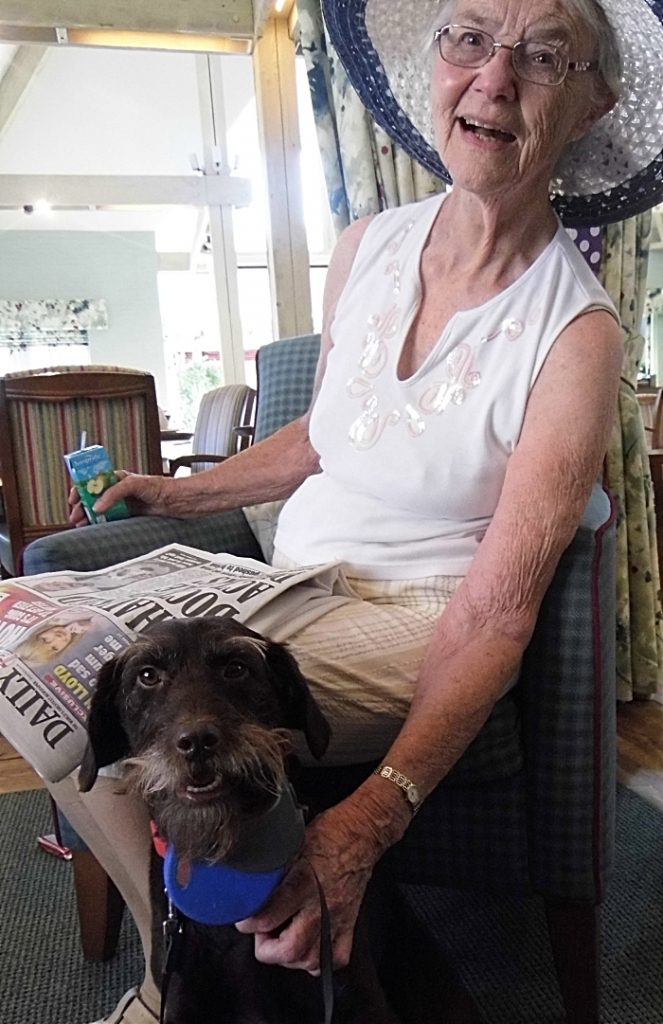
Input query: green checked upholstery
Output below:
<box><xmin>23</xmin><ymin>334</ymin><xmax>616</xmax><ymax>1017</ymax></box>
<box><xmin>254</xmin><ymin>334</ymin><xmax>321</xmax><ymax>440</ymax></box>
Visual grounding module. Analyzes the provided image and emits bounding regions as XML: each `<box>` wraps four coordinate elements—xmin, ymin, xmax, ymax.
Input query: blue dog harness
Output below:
<box><xmin>160</xmin><ymin>783</ymin><xmax>305</xmax><ymax>925</ymax></box>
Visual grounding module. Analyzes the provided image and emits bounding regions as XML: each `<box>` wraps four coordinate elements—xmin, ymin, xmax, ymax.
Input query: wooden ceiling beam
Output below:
<box><xmin>0</xmin><ymin>45</ymin><xmax>47</xmax><ymax>138</ymax></box>
<box><xmin>0</xmin><ymin>1</ymin><xmax>255</xmax><ymax>38</ymax></box>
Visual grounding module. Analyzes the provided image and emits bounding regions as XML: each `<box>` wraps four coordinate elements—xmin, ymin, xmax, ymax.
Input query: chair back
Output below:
<box><xmin>0</xmin><ymin>365</ymin><xmax>162</xmax><ymax>574</ymax></box>
<box><xmin>638</xmin><ymin>388</ymin><xmax>661</xmax><ymax>448</ymax></box>
<box><xmin>189</xmin><ymin>384</ymin><xmax>256</xmax><ymax>472</ymax></box>
<box><xmin>254</xmin><ymin>335</ymin><xmax>321</xmax><ymax>442</ymax></box>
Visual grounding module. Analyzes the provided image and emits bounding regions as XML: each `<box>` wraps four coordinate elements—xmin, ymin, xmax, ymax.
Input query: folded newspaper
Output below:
<box><xmin>0</xmin><ymin>545</ymin><xmax>353</xmax><ymax>783</ymax></box>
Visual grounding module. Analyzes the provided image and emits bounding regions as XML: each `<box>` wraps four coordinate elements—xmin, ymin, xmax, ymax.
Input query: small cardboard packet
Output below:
<box><xmin>64</xmin><ymin>445</ymin><xmax>130</xmax><ymax>524</ymax></box>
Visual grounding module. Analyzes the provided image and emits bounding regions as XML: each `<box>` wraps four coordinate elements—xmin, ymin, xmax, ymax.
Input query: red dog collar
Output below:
<box><xmin>150</xmin><ymin>820</ymin><xmax>168</xmax><ymax>860</ymax></box>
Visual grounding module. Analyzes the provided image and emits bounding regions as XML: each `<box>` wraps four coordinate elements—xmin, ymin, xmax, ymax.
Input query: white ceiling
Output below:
<box><xmin>0</xmin><ymin>42</ymin><xmax>258</xmax><ymax>254</ymax></box>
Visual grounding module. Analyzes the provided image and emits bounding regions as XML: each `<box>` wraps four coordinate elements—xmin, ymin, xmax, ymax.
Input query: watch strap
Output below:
<box><xmin>373</xmin><ymin>764</ymin><xmax>422</xmax><ymax>815</ymax></box>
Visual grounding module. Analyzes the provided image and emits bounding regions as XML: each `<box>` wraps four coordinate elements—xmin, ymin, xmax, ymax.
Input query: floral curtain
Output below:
<box><xmin>601</xmin><ymin>213</ymin><xmax>663</xmax><ymax>701</ymax></box>
<box><xmin>297</xmin><ymin>0</ymin><xmax>444</xmax><ymax>233</ymax></box>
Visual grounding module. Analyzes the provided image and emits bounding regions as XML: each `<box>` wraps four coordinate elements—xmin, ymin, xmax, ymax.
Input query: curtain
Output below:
<box><xmin>297</xmin><ymin>0</ymin><xmax>444</xmax><ymax>234</ymax></box>
<box><xmin>601</xmin><ymin>213</ymin><xmax>663</xmax><ymax>701</ymax></box>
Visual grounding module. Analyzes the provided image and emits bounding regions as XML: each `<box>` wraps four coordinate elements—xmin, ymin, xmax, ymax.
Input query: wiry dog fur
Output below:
<box><xmin>79</xmin><ymin>617</ymin><xmax>399</xmax><ymax>1024</ymax></box>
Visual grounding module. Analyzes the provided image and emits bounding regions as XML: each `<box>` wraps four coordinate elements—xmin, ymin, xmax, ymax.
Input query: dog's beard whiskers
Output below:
<box><xmin>159</xmin><ymin>799</ymin><xmax>237</xmax><ymax>862</ymax></box>
<box><xmin>230</xmin><ymin>723</ymin><xmax>290</xmax><ymax>793</ymax></box>
<box><xmin>122</xmin><ymin>752</ymin><xmax>176</xmax><ymax>799</ymax></box>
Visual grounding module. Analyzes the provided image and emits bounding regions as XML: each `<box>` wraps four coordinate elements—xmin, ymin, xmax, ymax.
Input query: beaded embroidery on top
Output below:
<box><xmin>345</xmin><ymin>218</ymin><xmax>485</xmax><ymax>450</ymax></box>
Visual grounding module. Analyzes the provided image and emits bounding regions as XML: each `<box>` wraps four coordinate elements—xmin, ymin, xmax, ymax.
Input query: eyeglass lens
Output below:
<box><xmin>438</xmin><ymin>25</ymin><xmax>567</xmax><ymax>85</ymax></box>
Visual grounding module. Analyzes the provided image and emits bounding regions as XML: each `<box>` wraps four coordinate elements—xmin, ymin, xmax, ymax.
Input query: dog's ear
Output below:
<box><xmin>265</xmin><ymin>641</ymin><xmax>330</xmax><ymax>759</ymax></box>
<box><xmin>78</xmin><ymin>656</ymin><xmax>131</xmax><ymax>792</ymax></box>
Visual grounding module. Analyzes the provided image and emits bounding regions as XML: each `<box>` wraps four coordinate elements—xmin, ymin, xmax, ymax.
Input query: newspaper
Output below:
<box><xmin>0</xmin><ymin>545</ymin><xmax>354</xmax><ymax>783</ymax></box>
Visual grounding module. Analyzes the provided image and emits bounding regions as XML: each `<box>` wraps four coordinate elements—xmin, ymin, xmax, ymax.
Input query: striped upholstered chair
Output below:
<box><xmin>0</xmin><ymin>365</ymin><xmax>162</xmax><ymax>576</ymax></box>
<box><xmin>23</xmin><ymin>335</ymin><xmax>616</xmax><ymax>1022</ymax></box>
<box><xmin>167</xmin><ymin>383</ymin><xmax>256</xmax><ymax>476</ymax></box>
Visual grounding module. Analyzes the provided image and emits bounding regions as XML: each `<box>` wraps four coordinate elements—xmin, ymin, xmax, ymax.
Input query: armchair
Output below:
<box><xmin>0</xmin><ymin>365</ymin><xmax>163</xmax><ymax>576</ymax></box>
<box><xmin>23</xmin><ymin>334</ymin><xmax>616</xmax><ymax>1023</ymax></box>
<box><xmin>167</xmin><ymin>383</ymin><xmax>256</xmax><ymax>476</ymax></box>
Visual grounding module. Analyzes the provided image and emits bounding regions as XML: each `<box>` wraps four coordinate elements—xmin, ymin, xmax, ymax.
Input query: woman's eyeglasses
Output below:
<box><xmin>434</xmin><ymin>24</ymin><xmax>598</xmax><ymax>86</ymax></box>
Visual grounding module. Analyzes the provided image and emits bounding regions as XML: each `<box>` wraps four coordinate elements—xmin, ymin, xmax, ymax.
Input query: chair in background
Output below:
<box><xmin>234</xmin><ymin>336</ymin><xmax>323</xmax><ymax>451</ymax></box>
<box><xmin>167</xmin><ymin>383</ymin><xmax>256</xmax><ymax>476</ymax></box>
<box><xmin>0</xmin><ymin>365</ymin><xmax>163</xmax><ymax>577</ymax></box>
<box><xmin>636</xmin><ymin>390</ymin><xmax>659</xmax><ymax>441</ymax></box>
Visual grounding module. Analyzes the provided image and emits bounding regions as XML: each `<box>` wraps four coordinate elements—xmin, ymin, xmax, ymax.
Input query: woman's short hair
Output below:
<box><xmin>569</xmin><ymin>0</ymin><xmax>622</xmax><ymax>101</ymax></box>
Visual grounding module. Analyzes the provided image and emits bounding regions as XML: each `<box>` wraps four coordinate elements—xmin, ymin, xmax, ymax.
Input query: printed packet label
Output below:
<box><xmin>64</xmin><ymin>445</ymin><xmax>130</xmax><ymax>524</ymax></box>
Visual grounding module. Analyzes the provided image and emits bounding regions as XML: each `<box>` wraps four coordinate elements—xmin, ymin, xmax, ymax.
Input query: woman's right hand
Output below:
<box><xmin>68</xmin><ymin>471</ymin><xmax>172</xmax><ymax>526</ymax></box>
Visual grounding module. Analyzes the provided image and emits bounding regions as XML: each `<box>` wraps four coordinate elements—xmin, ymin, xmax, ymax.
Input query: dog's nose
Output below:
<box><xmin>175</xmin><ymin>725</ymin><xmax>221</xmax><ymax>761</ymax></box>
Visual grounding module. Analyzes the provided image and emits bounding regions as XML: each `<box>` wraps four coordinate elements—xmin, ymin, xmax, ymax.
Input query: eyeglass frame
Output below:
<box><xmin>433</xmin><ymin>24</ymin><xmax>598</xmax><ymax>86</ymax></box>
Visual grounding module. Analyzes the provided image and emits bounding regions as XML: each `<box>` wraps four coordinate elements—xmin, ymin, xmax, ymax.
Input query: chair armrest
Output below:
<box><xmin>168</xmin><ymin>454</ymin><xmax>230</xmax><ymax>476</ymax></box>
<box><xmin>22</xmin><ymin>509</ymin><xmax>263</xmax><ymax>575</ymax></box>
<box><xmin>520</xmin><ymin>483</ymin><xmax>616</xmax><ymax>900</ymax></box>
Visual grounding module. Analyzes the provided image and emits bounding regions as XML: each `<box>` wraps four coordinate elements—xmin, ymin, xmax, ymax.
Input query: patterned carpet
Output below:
<box><xmin>1</xmin><ymin>786</ymin><xmax>661</xmax><ymax>1023</ymax></box>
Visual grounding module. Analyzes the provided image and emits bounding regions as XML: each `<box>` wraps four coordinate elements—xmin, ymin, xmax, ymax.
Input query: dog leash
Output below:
<box><xmin>160</xmin><ymin>897</ymin><xmax>184</xmax><ymax>1024</ymax></box>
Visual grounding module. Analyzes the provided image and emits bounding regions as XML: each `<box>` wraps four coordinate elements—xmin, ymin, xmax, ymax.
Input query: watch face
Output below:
<box><xmin>407</xmin><ymin>785</ymin><xmax>419</xmax><ymax>805</ymax></box>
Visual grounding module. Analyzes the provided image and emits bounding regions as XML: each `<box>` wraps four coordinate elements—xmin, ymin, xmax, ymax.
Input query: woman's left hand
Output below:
<box><xmin>235</xmin><ymin>793</ymin><xmax>393</xmax><ymax>973</ymax></box>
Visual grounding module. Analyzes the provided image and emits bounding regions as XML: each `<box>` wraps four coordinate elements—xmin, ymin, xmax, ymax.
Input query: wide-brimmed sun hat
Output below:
<box><xmin>321</xmin><ymin>0</ymin><xmax>663</xmax><ymax>225</ymax></box>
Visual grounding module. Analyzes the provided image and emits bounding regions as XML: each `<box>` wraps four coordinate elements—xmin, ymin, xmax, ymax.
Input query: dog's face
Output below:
<box><xmin>79</xmin><ymin>617</ymin><xmax>329</xmax><ymax>861</ymax></box>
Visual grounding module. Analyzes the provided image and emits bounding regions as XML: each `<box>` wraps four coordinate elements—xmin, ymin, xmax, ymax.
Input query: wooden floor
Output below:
<box><xmin>616</xmin><ymin>699</ymin><xmax>663</xmax><ymax>808</ymax></box>
<box><xmin>2</xmin><ymin>700</ymin><xmax>662</xmax><ymax>797</ymax></box>
<box><xmin>0</xmin><ymin>734</ymin><xmax>44</xmax><ymax>793</ymax></box>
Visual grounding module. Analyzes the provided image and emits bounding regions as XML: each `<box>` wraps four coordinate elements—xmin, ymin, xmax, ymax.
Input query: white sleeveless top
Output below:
<box><xmin>274</xmin><ymin>193</ymin><xmax>617</xmax><ymax>580</ymax></box>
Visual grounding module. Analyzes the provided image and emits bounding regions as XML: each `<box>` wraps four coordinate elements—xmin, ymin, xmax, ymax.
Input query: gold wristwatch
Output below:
<box><xmin>373</xmin><ymin>765</ymin><xmax>422</xmax><ymax>815</ymax></box>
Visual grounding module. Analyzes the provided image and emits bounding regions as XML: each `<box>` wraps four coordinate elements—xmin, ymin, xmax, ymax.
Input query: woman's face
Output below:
<box><xmin>431</xmin><ymin>0</ymin><xmax>604</xmax><ymax>200</ymax></box>
<box><xmin>36</xmin><ymin>625</ymin><xmax>74</xmax><ymax>657</ymax></box>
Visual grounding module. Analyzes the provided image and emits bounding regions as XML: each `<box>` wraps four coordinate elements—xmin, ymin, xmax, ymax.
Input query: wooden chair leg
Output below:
<box><xmin>70</xmin><ymin>849</ymin><xmax>125</xmax><ymax>961</ymax></box>
<box><xmin>545</xmin><ymin>901</ymin><xmax>600</xmax><ymax>1024</ymax></box>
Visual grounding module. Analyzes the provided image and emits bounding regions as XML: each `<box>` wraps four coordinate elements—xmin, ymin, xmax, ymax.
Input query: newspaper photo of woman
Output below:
<box><xmin>15</xmin><ymin>615</ymin><xmax>94</xmax><ymax>669</ymax></box>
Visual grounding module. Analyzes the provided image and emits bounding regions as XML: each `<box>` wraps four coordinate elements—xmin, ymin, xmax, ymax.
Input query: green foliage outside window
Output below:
<box><xmin>177</xmin><ymin>361</ymin><xmax>223</xmax><ymax>430</ymax></box>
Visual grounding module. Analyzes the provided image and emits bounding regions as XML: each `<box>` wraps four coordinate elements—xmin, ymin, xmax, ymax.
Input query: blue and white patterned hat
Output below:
<box><xmin>321</xmin><ymin>0</ymin><xmax>663</xmax><ymax>226</ymax></box>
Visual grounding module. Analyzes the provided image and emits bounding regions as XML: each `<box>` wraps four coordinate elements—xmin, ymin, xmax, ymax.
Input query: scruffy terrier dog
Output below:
<box><xmin>79</xmin><ymin>617</ymin><xmax>399</xmax><ymax>1024</ymax></box>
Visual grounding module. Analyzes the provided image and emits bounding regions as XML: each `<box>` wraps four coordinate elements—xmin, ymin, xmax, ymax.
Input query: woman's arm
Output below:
<box><xmin>84</xmin><ymin>216</ymin><xmax>373</xmax><ymax>526</ymax></box>
<box><xmin>366</xmin><ymin>308</ymin><xmax>623</xmax><ymax>808</ymax></box>
<box><xmin>237</xmin><ymin>307</ymin><xmax>624</xmax><ymax>971</ymax></box>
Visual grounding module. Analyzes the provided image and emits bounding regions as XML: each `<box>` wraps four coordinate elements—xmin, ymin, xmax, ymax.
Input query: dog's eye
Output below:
<box><xmin>136</xmin><ymin>666</ymin><xmax>161</xmax><ymax>688</ymax></box>
<box><xmin>223</xmin><ymin>660</ymin><xmax>247</xmax><ymax>679</ymax></box>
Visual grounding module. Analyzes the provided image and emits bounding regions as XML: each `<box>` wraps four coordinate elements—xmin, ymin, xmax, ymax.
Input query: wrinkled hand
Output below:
<box><xmin>235</xmin><ymin>795</ymin><xmax>389</xmax><ymax>974</ymax></box>
<box><xmin>68</xmin><ymin>471</ymin><xmax>171</xmax><ymax>526</ymax></box>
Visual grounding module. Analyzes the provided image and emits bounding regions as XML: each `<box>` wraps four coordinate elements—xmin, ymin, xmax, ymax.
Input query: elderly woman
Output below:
<box><xmin>50</xmin><ymin>1</ymin><xmax>663</xmax><ymax>1021</ymax></box>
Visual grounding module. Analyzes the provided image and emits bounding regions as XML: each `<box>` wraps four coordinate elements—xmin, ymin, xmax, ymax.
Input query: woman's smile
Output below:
<box><xmin>456</xmin><ymin>115</ymin><xmax>517</xmax><ymax>146</ymax></box>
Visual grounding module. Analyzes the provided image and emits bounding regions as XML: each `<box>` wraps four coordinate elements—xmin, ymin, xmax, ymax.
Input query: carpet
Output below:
<box><xmin>403</xmin><ymin>785</ymin><xmax>663</xmax><ymax>1023</ymax></box>
<box><xmin>1</xmin><ymin>786</ymin><xmax>662</xmax><ymax>1024</ymax></box>
<box><xmin>0</xmin><ymin>788</ymin><xmax>141</xmax><ymax>1024</ymax></box>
